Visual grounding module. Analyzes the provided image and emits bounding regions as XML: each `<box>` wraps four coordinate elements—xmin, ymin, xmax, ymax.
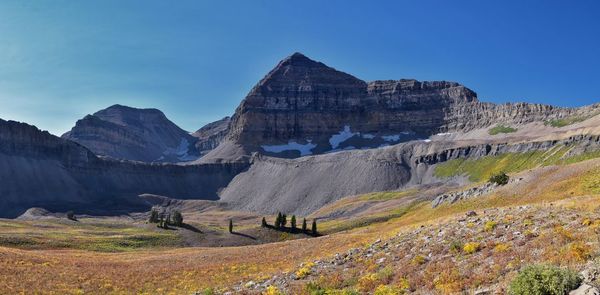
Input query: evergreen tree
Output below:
<box><xmin>229</xmin><ymin>219</ymin><xmax>233</xmax><ymax>233</ymax></box>
<box><xmin>261</xmin><ymin>217</ymin><xmax>267</xmax><ymax>227</ymax></box>
<box><xmin>311</xmin><ymin>219</ymin><xmax>318</xmax><ymax>236</ymax></box>
<box><xmin>282</xmin><ymin>214</ymin><xmax>287</xmax><ymax>228</ymax></box>
<box><xmin>158</xmin><ymin>214</ymin><xmax>165</xmax><ymax>228</ymax></box>
<box><xmin>149</xmin><ymin>209</ymin><xmax>159</xmax><ymax>223</ymax></box>
<box><xmin>275</xmin><ymin>212</ymin><xmax>282</xmax><ymax>229</ymax></box>
<box><xmin>172</xmin><ymin>210</ymin><xmax>183</xmax><ymax>227</ymax></box>
<box><xmin>291</xmin><ymin>215</ymin><xmax>297</xmax><ymax>231</ymax></box>
<box><xmin>302</xmin><ymin>218</ymin><xmax>307</xmax><ymax>232</ymax></box>
<box><xmin>66</xmin><ymin>211</ymin><xmax>77</xmax><ymax>221</ymax></box>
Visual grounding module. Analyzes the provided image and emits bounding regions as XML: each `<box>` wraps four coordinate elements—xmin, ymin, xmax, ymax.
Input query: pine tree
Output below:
<box><xmin>172</xmin><ymin>210</ymin><xmax>183</xmax><ymax>227</ymax></box>
<box><xmin>149</xmin><ymin>209</ymin><xmax>159</xmax><ymax>223</ymax></box>
<box><xmin>229</xmin><ymin>219</ymin><xmax>233</xmax><ymax>233</ymax></box>
<box><xmin>158</xmin><ymin>214</ymin><xmax>165</xmax><ymax>228</ymax></box>
<box><xmin>282</xmin><ymin>214</ymin><xmax>287</xmax><ymax>228</ymax></box>
<box><xmin>66</xmin><ymin>211</ymin><xmax>77</xmax><ymax>221</ymax></box>
<box><xmin>311</xmin><ymin>219</ymin><xmax>318</xmax><ymax>236</ymax></box>
<box><xmin>275</xmin><ymin>212</ymin><xmax>282</xmax><ymax>229</ymax></box>
<box><xmin>261</xmin><ymin>217</ymin><xmax>267</xmax><ymax>228</ymax></box>
<box><xmin>291</xmin><ymin>215</ymin><xmax>297</xmax><ymax>231</ymax></box>
<box><xmin>302</xmin><ymin>218</ymin><xmax>307</xmax><ymax>232</ymax></box>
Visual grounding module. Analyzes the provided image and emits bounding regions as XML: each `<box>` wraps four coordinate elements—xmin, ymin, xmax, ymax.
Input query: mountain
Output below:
<box><xmin>63</xmin><ymin>104</ymin><xmax>200</xmax><ymax>163</ymax></box>
<box><xmin>3</xmin><ymin>52</ymin><xmax>600</xmax><ymax>218</ymax></box>
<box><xmin>1</xmin><ymin>118</ymin><xmax>247</xmax><ymax>218</ymax></box>
<box><xmin>192</xmin><ymin>116</ymin><xmax>230</xmax><ymax>155</ymax></box>
<box><xmin>202</xmin><ymin>52</ymin><xmax>584</xmax><ymax>162</ymax></box>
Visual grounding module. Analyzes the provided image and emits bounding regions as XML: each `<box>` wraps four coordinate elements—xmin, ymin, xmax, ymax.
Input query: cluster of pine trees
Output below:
<box><xmin>149</xmin><ymin>208</ymin><xmax>183</xmax><ymax>229</ymax></box>
<box><xmin>261</xmin><ymin>213</ymin><xmax>318</xmax><ymax>236</ymax></box>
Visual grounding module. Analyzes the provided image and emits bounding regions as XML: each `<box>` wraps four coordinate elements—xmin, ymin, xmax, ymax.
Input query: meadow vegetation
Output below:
<box><xmin>488</xmin><ymin>124</ymin><xmax>517</xmax><ymax>135</ymax></box>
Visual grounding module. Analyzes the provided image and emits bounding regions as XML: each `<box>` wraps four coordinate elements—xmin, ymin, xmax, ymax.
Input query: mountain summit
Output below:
<box><xmin>63</xmin><ymin>104</ymin><xmax>200</xmax><ymax>162</ymax></box>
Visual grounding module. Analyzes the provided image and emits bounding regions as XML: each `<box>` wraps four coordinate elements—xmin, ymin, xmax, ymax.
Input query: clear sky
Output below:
<box><xmin>1</xmin><ymin>0</ymin><xmax>599</xmax><ymax>136</ymax></box>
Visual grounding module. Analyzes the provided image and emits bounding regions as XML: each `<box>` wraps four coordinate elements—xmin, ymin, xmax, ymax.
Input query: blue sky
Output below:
<box><xmin>0</xmin><ymin>0</ymin><xmax>599</xmax><ymax>136</ymax></box>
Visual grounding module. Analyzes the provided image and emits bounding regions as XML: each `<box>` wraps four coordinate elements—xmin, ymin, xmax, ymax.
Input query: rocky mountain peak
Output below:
<box><xmin>62</xmin><ymin>105</ymin><xmax>200</xmax><ymax>163</ymax></box>
<box><xmin>248</xmin><ymin>52</ymin><xmax>367</xmax><ymax>98</ymax></box>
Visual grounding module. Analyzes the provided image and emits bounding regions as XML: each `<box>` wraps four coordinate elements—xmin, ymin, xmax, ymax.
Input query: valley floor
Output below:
<box><xmin>0</xmin><ymin>158</ymin><xmax>599</xmax><ymax>294</ymax></box>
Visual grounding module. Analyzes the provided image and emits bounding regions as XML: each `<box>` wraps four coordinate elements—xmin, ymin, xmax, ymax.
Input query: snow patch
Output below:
<box><xmin>163</xmin><ymin>138</ymin><xmax>196</xmax><ymax>161</ymax></box>
<box><xmin>329</xmin><ymin>125</ymin><xmax>358</xmax><ymax>149</ymax></box>
<box><xmin>436</xmin><ymin>132</ymin><xmax>452</xmax><ymax>136</ymax></box>
<box><xmin>422</xmin><ymin>139</ymin><xmax>432</xmax><ymax>143</ymax></box>
<box><xmin>382</xmin><ymin>135</ymin><xmax>401</xmax><ymax>142</ymax></box>
<box><xmin>262</xmin><ymin>140</ymin><xmax>317</xmax><ymax>156</ymax></box>
<box><xmin>361</xmin><ymin>133</ymin><xmax>375</xmax><ymax>139</ymax></box>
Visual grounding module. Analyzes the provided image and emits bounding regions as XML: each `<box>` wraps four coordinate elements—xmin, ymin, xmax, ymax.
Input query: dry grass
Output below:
<box><xmin>0</xmin><ymin>158</ymin><xmax>599</xmax><ymax>293</ymax></box>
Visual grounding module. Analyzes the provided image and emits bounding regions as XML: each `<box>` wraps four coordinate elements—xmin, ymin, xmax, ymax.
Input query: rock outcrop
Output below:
<box><xmin>192</xmin><ymin>116</ymin><xmax>230</xmax><ymax>155</ymax></box>
<box><xmin>1</xmin><ymin>118</ymin><xmax>247</xmax><ymax>218</ymax></box>
<box><xmin>63</xmin><ymin>104</ymin><xmax>200</xmax><ymax>162</ymax></box>
<box><xmin>204</xmin><ymin>52</ymin><xmax>588</xmax><ymax>162</ymax></box>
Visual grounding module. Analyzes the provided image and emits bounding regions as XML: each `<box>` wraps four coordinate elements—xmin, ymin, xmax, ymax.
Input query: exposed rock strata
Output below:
<box><xmin>204</xmin><ymin>52</ymin><xmax>592</xmax><ymax>161</ymax></box>
<box><xmin>1</xmin><ymin>119</ymin><xmax>248</xmax><ymax>218</ymax></box>
<box><xmin>192</xmin><ymin>116</ymin><xmax>231</xmax><ymax>154</ymax></box>
<box><xmin>63</xmin><ymin>104</ymin><xmax>200</xmax><ymax>162</ymax></box>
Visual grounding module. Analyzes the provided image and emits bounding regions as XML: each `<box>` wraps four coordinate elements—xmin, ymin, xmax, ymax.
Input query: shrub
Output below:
<box><xmin>489</xmin><ymin>172</ymin><xmax>509</xmax><ymax>185</ymax></box>
<box><xmin>566</xmin><ymin>241</ymin><xmax>592</xmax><ymax>262</ymax></box>
<box><xmin>357</xmin><ymin>273</ymin><xmax>379</xmax><ymax>292</ymax></box>
<box><xmin>411</xmin><ymin>255</ymin><xmax>427</xmax><ymax>265</ymax></box>
<box><xmin>312</xmin><ymin>219</ymin><xmax>318</xmax><ymax>236</ymax></box>
<box><xmin>374</xmin><ymin>285</ymin><xmax>403</xmax><ymax>295</ymax></box>
<box><xmin>377</xmin><ymin>266</ymin><xmax>394</xmax><ymax>283</ymax></box>
<box><xmin>275</xmin><ymin>212</ymin><xmax>282</xmax><ymax>229</ymax></box>
<box><xmin>484</xmin><ymin>221</ymin><xmax>498</xmax><ymax>232</ymax></box>
<box><xmin>66</xmin><ymin>211</ymin><xmax>77</xmax><ymax>221</ymax></box>
<box><xmin>449</xmin><ymin>240</ymin><xmax>463</xmax><ymax>254</ymax></box>
<box><xmin>463</xmin><ymin>242</ymin><xmax>481</xmax><ymax>254</ymax></box>
<box><xmin>148</xmin><ymin>209</ymin><xmax>159</xmax><ymax>223</ymax></box>
<box><xmin>509</xmin><ymin>264</ymin><xmax>580</xmax><ymax>295</ymax></box>
<box><xmin>434</xmin><ymin>268</ymin><xmax>463</xmax><ymax>294</ymax></box>
<box><xmin>172</xmin><ymin>210</ymin><xmax>183</xmax><ymax>227</ymax></box>
<box><xmin>281</xmin><ymin>214</ymin><xmax>287</xmax><ymax>228</ymax></box>
<box><xmin>295</xmin><ymin>262</ymin><xmax>315</xmax><ymax>279</ymax></box>
<box><xmin>582</xmin><ymin>218</ymin><xmax>593</xmax><ymax>226</ymax></box>
<box><xmin>264</xmin><ymin>285</ymin><xmax>283</xmax><ymax>295</ymax></box>
<box><xmin>261</xmin><ymin>217</ymin><xmax>267</xmax><ymax>227</ymax></box>
<box><xmin>523</xmin><ymin>219</ymin><xmax>533</xmax><ymax>227</ymax></box>
<box><xmin>489</xmin><ymin>125</ymin><xmax>517</xmax><ymax>135</ymax></box>
<box><xmin>397</xmin><ymin>277</ymin><xmax>410</xmax><ymax>290</ymax></box>
<box><xmin>291</xmin><ymin>215</ymin><xmax>297</xmax><ymax>231</ymax></box>
<box><xmin>302</xmin><ymin>218</ymin><xmax>307</xmax><ymax>232</ymax></box>
<box><xmin>494</xmin><ymin>243</ymin><xmax>511</xmax><ymax>253</ymax></box>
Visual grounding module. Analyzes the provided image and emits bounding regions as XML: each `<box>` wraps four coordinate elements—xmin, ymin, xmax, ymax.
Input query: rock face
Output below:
<box><xmin>204</xmin><ymin>52</ymin><xmax>582</xmax><ymax>161</ymax></box>
<box><xmin>219</xmin><ymin>134</ymin><xmax>600</xmax><ymax>215</ymax></box>
<box><xmin>192</xmin><ymin>116</ymin><xmax>230</xmax><ymax>155</ymax></box>
<box><xmin>1</xmin><ymin>118</ymin><xmax>247</xmax><ymax>218</ymax></box>
<box><xmin>63</xmin><ymin>104</ymin><xmax>200</xmax><ymax>162</ymax></box>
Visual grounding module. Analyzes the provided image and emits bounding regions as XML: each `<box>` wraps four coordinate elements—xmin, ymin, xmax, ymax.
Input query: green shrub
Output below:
<box><xmin>66</xmin><ymin>211</ymin><xmax>77</xmax><ymax>221</ymax></box>
<box><xmin>261</xmin><ymin>217</ymin><xmax>267</xmax><ymax>227</ymax></box>
<box><xmin>489</xmin><ymin>172</ymin><xmax>509</xmax><ymax>185</ymax></box>
<box><xmin>148</xmin><ymin>209</ymin><xmax>159</xmax><ymax>223</ymax></box>
<box><xmin>291</xmin><ymin>215</ymin><xmax>297</xmax><ymax>231</ymax></box>
<box><xmin>489</xmin><ymin>125</ymin><xmax>517</xmax><ymax>135</ymax></box>
<box><xmin>172</xmin><ymin>210</ymin><xmax>183</xmax><ymax>227</ymax></box>
<box><xmin>509</xmin><ymin>264</ymin><xmax>581</xmax><ymax>295</ymax></box>
<box><xmin>449</xmin><ymin>240</ymin><xmax>463</xmax><ymax>254</ymax></box>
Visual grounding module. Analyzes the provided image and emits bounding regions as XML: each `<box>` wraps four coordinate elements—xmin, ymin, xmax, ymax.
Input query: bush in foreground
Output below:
<box><xmin>489</xmin><ymin>171</ymin><xmax>509</xmax><ymax>185</ymax></box>
<box><xmin>509</xmin><ymin>264</ymin><xmax>580</xmax><ymax>295</ymax></box>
